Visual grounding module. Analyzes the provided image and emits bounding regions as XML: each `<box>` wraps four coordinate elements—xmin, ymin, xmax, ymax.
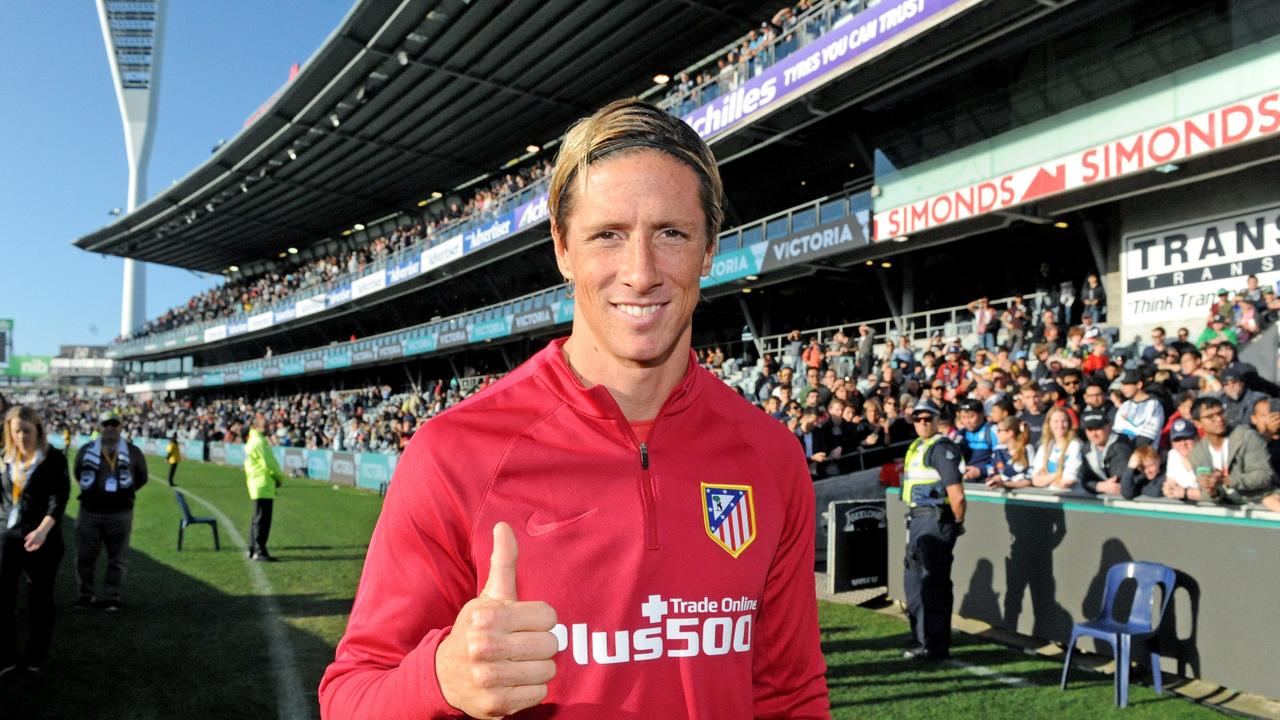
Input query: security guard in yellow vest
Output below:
<box><xmin>902</xmin><ymin>398</ymin><xmax>966</xmax><ymax>660</ymax></box>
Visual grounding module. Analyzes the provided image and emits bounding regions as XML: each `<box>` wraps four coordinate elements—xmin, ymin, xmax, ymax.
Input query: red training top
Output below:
<box><xmin>320</xmin><ymin>339</ymin><xmax>829</xmax><ymax>719</ymax></box>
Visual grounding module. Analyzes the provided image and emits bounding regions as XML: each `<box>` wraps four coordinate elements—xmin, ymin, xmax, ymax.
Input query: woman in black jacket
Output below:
<box><xmin>0</xmin><ymin>405</ymin><xmax>70</xmax><ymax>677</ymax></box>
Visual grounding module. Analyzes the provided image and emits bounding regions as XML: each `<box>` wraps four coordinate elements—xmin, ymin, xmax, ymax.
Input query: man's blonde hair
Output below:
<box><xmin>547</xmin><ymin>98</ymin><xmax>724</xmax><ymax>245</ymax></box>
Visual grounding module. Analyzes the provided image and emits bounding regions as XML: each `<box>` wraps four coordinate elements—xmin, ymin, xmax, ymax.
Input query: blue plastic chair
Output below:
<box><xmin>174</xmin><ymin>490</ymin><xmax>220</xmax><ymax>552</ymax></box>
<box><xmin>1060</xmin><ymin>561</ymin><xmax>1176</xmax><ymax>707</ymax></box>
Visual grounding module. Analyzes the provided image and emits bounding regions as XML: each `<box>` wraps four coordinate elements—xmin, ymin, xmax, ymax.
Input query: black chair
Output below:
<box><xmin>174</xmin><ymin>490</ymin><xmax>220</xmax><ymax>551</ymax></box>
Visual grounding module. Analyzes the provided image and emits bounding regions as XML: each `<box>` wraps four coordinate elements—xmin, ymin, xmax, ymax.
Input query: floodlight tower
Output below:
<box><xmin>96</xmin><ymin>0</ymin><xmax>166</xmax><ymax>338</ymax></box>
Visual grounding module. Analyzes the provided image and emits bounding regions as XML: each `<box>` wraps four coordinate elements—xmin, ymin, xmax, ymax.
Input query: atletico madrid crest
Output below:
<box><xmin>702</xmin><ymin>483</ymin><xmax>756</xmax><ymax>558</ymax></box>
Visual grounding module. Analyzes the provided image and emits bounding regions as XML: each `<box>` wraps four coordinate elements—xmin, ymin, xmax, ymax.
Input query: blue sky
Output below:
<box><xmin>0</xmin><ymin>1</ymin><xmax>352</xmax><ymax>357</ymax></box>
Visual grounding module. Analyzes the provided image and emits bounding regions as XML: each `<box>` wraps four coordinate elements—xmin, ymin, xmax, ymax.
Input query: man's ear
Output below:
<box><xmin>551</xmin><ymin>218</ymin><xmax>572</xmax><ymax>281</ymax></box>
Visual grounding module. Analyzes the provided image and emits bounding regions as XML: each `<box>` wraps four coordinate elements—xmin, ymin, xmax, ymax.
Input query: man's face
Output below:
<box><xmin>1059</xmin><ymin>374</ymin><xmax>1081</xmax><ymax>394</ymax></box>
<box><xmin>804</xmin><ymin>390</ymin><xmax>820</xmax><ymax>408</ymax></box>
<box><xmin>1019</xmin><ymin>388</ymin><xmax>1039</xmax><ymax>413</ymax></box>
<box><xmin>100</xmin><ymin>421</ymin><xmax>121</xmax><ymax>445</ymax></box>
<box><xmin>823</xmin><ymin>370</ymin><xmax>836</xmax><ymax>387</ymax></box>
<box><xmin>1083</xmin><ymin>386</ymin><xmax>1105</xmax><ymax>408</ymax></box>
<box><xmin>990</xmin><ymin>404</ymin><xmax>1009</xmax><ymax>422</ymax></box>
<box><xmin>1152</xmin><ymin>330</ymin><xmax>1165</xmax><ymax>346</ymax></box>
<box><xmin>1195</xmin><ymin>404</ymin><xmax>1228</xmax><ymax>438</ymax></box>
<box><xmin>912</xmin><ymin>413</ymin><xmax>936</xmax><ymax>439</ymax></box>
<box><xmin>806</xmin><ymin>368</ymin><xmax>819</xmax><ymax>386</ymax></box>
<box><xmin>1085</xmin><ymin>425</ymin><xmax>1109</xmax><ymax>448</ymax></box>
<box><xmin>1223</xmin><ymin>377</ymin><xmax>1244</xmax><ymax>401</ymax></box>
<box><xmin>1250</xmin><ymin>398</ymin><xmax>1271</xmax><ymax>435</ymax></box>
<box><xmin>764</xmin><ymin>397</ymin><xmax>780</xmax><ymax>413</ymax></box>
<box><xmin>552</xmin><ymin>150</ymin><xmax>712</xmax><ymax>370</ymax></box>
<box><xmin>1120</xmin><ymin>381</ymin><xmax>1138</xmax><ymax>399</ymax></box>
<box><xmin>959</xmin><ymin>409</ymin><xmax>982</xmax><ymax>432</ymax></box>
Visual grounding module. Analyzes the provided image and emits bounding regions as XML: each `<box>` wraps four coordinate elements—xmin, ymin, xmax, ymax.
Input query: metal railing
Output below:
<box><xmin>757</xmin><ymin>292</ymin><xmax>1050</xmax><ymax>362</ymax></box>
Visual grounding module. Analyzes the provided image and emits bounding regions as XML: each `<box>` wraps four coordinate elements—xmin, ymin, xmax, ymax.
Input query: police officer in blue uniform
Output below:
<box><xmin>902</xmin><ymin>398</ymin><xmax>967</xmax><ymax>660</ymax></box>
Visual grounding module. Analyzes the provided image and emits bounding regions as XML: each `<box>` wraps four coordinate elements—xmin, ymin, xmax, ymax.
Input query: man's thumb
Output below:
<box><xmin>481</xmin><ymin>521</ymin><xmax>518</xmax><ymax>601</ymax></box>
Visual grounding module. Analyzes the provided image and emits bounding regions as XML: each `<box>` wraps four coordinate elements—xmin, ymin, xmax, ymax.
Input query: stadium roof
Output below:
<box><xmin>74</xmin><ymin>0</ymin><xmax>775</xmax><ymax>273</ymax></box>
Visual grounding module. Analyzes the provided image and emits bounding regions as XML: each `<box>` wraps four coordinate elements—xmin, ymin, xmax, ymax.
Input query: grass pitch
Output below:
<box><xmin>4</xmin><ymin>457</ymin><xmax>1227</xmax><ymax>719</ymax></box>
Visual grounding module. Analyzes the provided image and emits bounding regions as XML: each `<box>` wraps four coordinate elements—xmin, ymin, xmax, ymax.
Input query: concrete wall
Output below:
<box><xmin>887</xmin><ymin>487</ymin><xmax>1280</xmax><ymax>698</ymax></box>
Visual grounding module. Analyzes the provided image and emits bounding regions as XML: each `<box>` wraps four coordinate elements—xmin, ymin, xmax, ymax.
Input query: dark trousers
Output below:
<box><xmin>0</xmin><ymin>533</ymin><xmax>64</xmax><ymax>666</ymax></box>
<box><xmin>249</xmin><ymin>499</ymin><xmax>274</xmax><ymax>555</ymax></box>
<box><xmin>167</xmin><ymin>463</ymin><xmax>178</xmax><ymax>486</ymax></box>
<box><xmin>76</xmin><ymin>510</ymin><xmax>133</xmax><ymax>602</ymax></box>
<box><xmin>904</xmin><ymin>511</ymin><xmax>958</xmax><ymax>657</ymax></box>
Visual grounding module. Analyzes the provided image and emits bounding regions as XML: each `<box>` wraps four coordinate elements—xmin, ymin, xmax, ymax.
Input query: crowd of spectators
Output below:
<box><xmin>661</xmin><ymin>0</ymin><xmax>871</xmax><ymax>114</ymax></box>
<box><xmin>26</xmin><ymin>376</ymin><xmax>496</xmax><ymax>456</ymax></box>
<box><xmin>726</xmin><ymin>273</ymin><xmax>1280</xmax><ymax>514</ymax></box>
<box><xmin>119</xmin><ymin>159</ymin><xmax>553</xmax><ymax>342</ymax></box>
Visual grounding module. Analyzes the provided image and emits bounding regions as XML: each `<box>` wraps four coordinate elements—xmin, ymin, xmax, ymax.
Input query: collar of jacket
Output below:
<box><xmin>534</xmin><ymin>337</ymin><xmax>705</xmax><ymax>422</ymax></box>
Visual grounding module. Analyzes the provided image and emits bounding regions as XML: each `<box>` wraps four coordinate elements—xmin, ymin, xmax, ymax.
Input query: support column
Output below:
<box><xmin>737</xmin><ymin>294</ymin><xmax>764</xmax><ymax>359</ymax></box>
<box><xmin>875</xmin><ymin>266</ymin><xmax>903</xmax><ymax>335</ymax></box>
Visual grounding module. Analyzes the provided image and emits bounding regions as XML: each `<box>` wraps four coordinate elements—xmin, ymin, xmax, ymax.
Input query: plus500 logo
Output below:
<box><xmin>550</xmin><ymin>615</ymin><xmax>753</xmax><ymax>665</ymax></box>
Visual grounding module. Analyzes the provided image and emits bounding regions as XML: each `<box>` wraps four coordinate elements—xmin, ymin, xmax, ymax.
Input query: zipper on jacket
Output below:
<box><xmin>638</xmin><ymin>442</ymin><xmax>658</xmax><ymax>550</ymax></box>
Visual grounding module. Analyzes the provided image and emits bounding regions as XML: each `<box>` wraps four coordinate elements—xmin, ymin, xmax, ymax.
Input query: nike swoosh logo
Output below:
<box><xmin>526</xmin><ymin>508</ymin><xmax>597</xmax><ymax>536</ymax></box>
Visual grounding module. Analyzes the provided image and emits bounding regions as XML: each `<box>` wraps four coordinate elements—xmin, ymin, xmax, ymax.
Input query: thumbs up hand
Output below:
<box><xmin>436</xmin><ymin>522</ymin><xmax>559</xmax><ymax>719</ymax></box>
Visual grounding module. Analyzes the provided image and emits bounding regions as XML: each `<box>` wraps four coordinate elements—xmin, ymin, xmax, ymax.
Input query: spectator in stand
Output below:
<box><xmin>1001</xmin><ymin>297</ymin><xmax>1028</xmax><ymax>354</ymax></box>
<box><xmin>753</xmin><ymin>363</ymin><xmax>779</xmax><ymax>404</ymax></box>
<box><xmin>1081</xmin><ymin>339</ymin><xmax>1109</xmax><ymax>376</ymax></box>
<box><xmin>1119</xmin><ymin>445</ymin><xmax>1165</xmax><ymax>500</ymax></box>
<box><xmin>1077</xmin><ymin>408</ymin><xmax>1133</xmax><ymax>497</ymax></box>
<box><xmin>1080</xmin><ymin>272</ymin><xmax>1106</xmax><ymax>323</ymax></box>
<box><xmin>1249</xmin><ymin>397</ymin><xmax>1280</xmax><ymax>483</ymax></box>
<box><xmin>1030</xmin><ymin>406</ymin><xmax>1082</xmax><ymax>492</ymax></box>
<box><xmin>985</xmin><ymin>417</ymin><xmax>1032</xmax><ymax>490</ymax></box>
<box><xmin>956</xmin><ymin>399</ymin><xmax>998</xmax><ymax>482</ymax></box>
<box><xmin>1017</xmin><ymin>383</ymin><xmax>1047</xmax><ymax>446</ymax></box>
<box><xmin>882</xmin><ymin>396</ymin><xmax>916</xmax><ymax>445</ymax></box>
<box><xmin>1142</xmin><ymin>326</ymin><xmax>1170</xmax><ymax>365</ymax></box>
<box><xmin>1113</xmin><ymin>370</ymin><xmax>1164</xmax><ymax>446</ymax></box>
<box><xmin>924</xmin><ymin>381</ymin><xmax>956</xmax><ymax>420</ymax></box>
<box><xmin>1169</xmin><ymin>326</ymin><xmax>1197</xmax><ymax>356</ymax></box>
<box><xmin>968</xmin><ymin>298</ymin><xmax>997</xmax><ymax>352</ymax></box>
<box><xmin>858</xmin><ymin>398</ymin><xmax>890</xmax><ymax>449</ymax></box>
<box><xmin>989</xmin><ymin>396</ymin><xmax>1016</xmax><ymax>425</ymax></box>
<box><xmin>796</xmin><ymin>409</ymin><xmax>833</xmax><ymax>477</ymax></box>
<box><xmin>1219</xmin><ymin>366</ymin><xmax>1268</xmax><ymax>428</ymax></box>
<box><xmin>802</xmin><ymin>337</ymin><xmax>824</xmax><ymax>371</ymax></box>
<box><xmin>855</xmin><ymin>324</ymin><xmax>875</xmax><ymax>377</ymax></box>
<box><xmin>1158</xmin><ymin>390</ymin><xmax>1198</xmax><ymax>449</ymax></box>
<box><xmin>1188</xmin><ymin>396</ymin><xmax>1278</xmax><ymax>507</ymax></box>
<box><xmin>1196</xmin><ymin>314</ymin><xmax>1238</xmax><ymax>348</ymax></box>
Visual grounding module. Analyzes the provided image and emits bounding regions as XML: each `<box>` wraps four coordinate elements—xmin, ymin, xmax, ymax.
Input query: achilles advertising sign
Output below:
<box><xmin>515</xmin><ymin>193</ymin><xmax>550</xmax><ymax>230</ymax></box>
<box><xmin>1123</xmin><ymin>205</ymin><xmax>1280</xmax><ymax>324</ymax></box>
<box><xmin>875</xmin><ymin>89</ymin><xmax>1280</xmax><ymax>240</ymax></box>
<box><xmin>682</xmin><ymin>0</ymin><xmax>965</xmax><ymax>140</ymax></box>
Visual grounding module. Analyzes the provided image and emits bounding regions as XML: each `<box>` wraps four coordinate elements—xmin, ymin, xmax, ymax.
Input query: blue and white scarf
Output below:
<box><xmin>80</xmin><ymin>439</ymin><xmax>132</xmax><ymax>492</ymax></box>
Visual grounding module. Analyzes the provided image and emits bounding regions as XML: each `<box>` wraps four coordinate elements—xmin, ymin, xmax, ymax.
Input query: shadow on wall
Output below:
<box><xmin>1003</xmin><ymin>501</ymin><xmax>1074</xmax><ymax>639</ymax></box>
<box><xmin>959</xmin><ymin>557</ymin><xmax>1001</xmax><ymax>622</ymax></box>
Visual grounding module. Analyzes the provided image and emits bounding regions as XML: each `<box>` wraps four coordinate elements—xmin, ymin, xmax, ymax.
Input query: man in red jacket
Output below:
<box><xmin>319</xmin><ymin>99</ymin><xmax>829</xmax><ymax>719</ymax></box>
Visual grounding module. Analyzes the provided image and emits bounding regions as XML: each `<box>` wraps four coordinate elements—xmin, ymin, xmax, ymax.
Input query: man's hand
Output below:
<box><xmin>1161</xmin><ymin>478</ymin><xmax>1183</xmax><ymax>499</ymax></box>
<box><xmin>436</xmin><ymin>522</ymin><xmax>558</xmax><ymax>719</ymax></box>
<box><xmin>1096</xmin><ymin>478</ymin><xmax>1121</xmax><ymax>496</ymax></box>
<box><xmin>962</xmin><ymin>466</ymin><xmax>982</xmax><ymax>481</ymax></box>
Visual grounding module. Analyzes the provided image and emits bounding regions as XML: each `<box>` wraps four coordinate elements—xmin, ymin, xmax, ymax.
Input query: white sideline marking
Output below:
<box><xmin>180</xmin><ymin>489</ymin><xmax>313</xmax><ymax>720</ymax></box>
<box><xmin>945</xmin><ymin>658</ymin><xmax>1033</xmax><ymax>687</ymax></box>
